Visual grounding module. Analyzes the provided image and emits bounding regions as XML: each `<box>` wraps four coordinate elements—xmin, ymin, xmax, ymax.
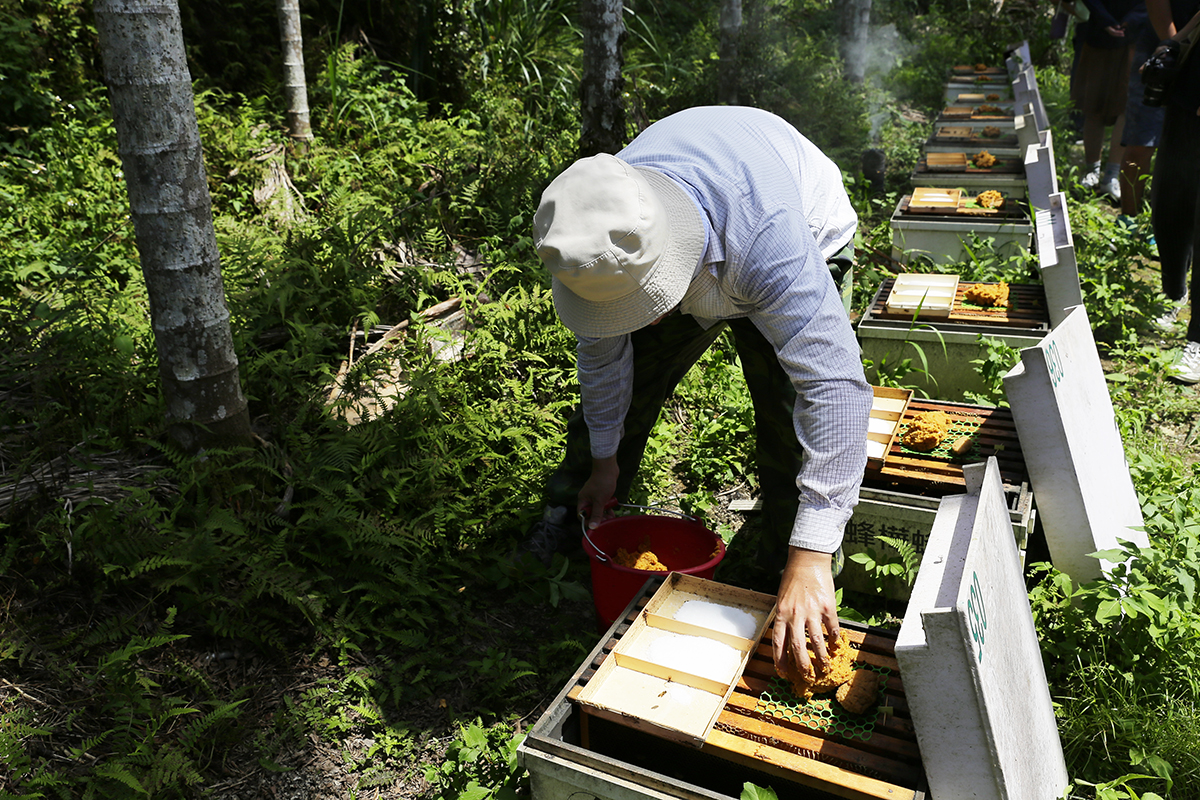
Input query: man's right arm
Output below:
<box><xmin>575</xmin><ymin>334</ymin><xmax>636</xmax><ymax>520</ymax></box>
<box><xmin>576</xmin><ymin>334</ymin><xmax>635</xmax><ymax>457</ymax></box>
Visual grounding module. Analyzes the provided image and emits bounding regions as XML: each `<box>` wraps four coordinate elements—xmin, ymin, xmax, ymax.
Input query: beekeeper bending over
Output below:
<box><xmin>524</xmin><ymin>105</ymin><xmax>872</xmax><ymax>676</ymax></box>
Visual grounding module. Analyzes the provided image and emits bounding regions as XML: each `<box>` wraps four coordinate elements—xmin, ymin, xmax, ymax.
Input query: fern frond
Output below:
<box><xmin>878</xmin><ymin>534</ymin><xmax>921</xmax><ymax>581</ymax></box>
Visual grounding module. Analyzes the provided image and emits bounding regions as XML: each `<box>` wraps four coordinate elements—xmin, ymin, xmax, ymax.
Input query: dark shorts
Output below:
<box><xmin>1123</xmin><ymin>38</ymin><xmax>1166</xmax><ymax>147</ymax></box>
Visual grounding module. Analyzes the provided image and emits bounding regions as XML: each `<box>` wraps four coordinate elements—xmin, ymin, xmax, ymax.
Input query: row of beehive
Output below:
<box><xmin>890</xmin><ymin>50</ymin><xmax>1048</xmax><ymax>267</ymax></box>
<box><xmin>842</xmin><ymin>44</ymin><xmax>1080</xmax><ymax>598</ymax></box>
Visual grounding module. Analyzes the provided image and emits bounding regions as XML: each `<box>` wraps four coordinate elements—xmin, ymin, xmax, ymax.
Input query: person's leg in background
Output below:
<box><xmin>1119</xmin><ymin>15</ymin><xmax>1164</xmax><ymax>250</ymax></box>
<box><xmin>1081</xmin><ymin>109</ymin><xmax>1126</xmax><ymax>196</ymax></box>
<box><xmin>1075</xmin><ymin>42</ymin><xmax>1131</xmax><ymax>199</ymax></box>
<box><xmin>1151</xmin><ymin>105</ymin><xmax>1200</xmax><ymax>382</ymax></box>
<box><xmin>1101</xmin><ymin>113</ymin><xmax>1127</xmax><ymax>199</ymax></box>
<box><xmin>1079</xmin><ymin>107</ymin><xmax>1109</xmax><ymax>189</ymax></box>
<box><xmin>1121</xmin><ymin>144</ymin><xmax>1156</xmax><ymax>218</ymax></box>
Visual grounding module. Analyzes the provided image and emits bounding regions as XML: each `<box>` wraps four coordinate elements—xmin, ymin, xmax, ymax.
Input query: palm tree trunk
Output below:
<box><xmin>579</xmin><ymin>0</ymin><xmax>626</xmax><ymax>157</ymax></box>
<box><xmin>838</xmin><ymin>0</ymin><xmax>872</xmax><ymax>84</ymax></box>
<box><xmin>718</xmin><ymin>0</ymin><xmax>742</xmax><ymax>105</ymax></box>
<box><xmin>277</xmin><ymin>0</ymin><xmax>313</xmax><ymax>143</ymax></box>
<box><xmin>94</xmin><ymin>0</ymin><xmax>252</xmax><ymax>452</ymax></box>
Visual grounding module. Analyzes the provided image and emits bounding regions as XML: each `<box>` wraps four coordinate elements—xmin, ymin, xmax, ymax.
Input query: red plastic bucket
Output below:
<box><xmin>581</xmin><ymin>508</ymin><xmax>726</xmax><ymax>630</ymax></box>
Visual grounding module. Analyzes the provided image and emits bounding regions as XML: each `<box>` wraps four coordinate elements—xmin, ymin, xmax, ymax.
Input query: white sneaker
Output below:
<box><xmin>1081</xmin><ymin>166</ymin><xmax>1101</xmax><ymax>189</ymax></box>
<box><xmin>1099</xmin><ymin>174</ymin><xmax>1121</xmax><ymax>201</ymax></box>
<box><xmin>1152</xmin><ymin>293</ymin><xmax>1189</xmax><ymax>333</ymax></box>
<box><xmin>1169</xmin><ymin>341</ymin><xmax>1200</xmax><ymax>384</ymax></box>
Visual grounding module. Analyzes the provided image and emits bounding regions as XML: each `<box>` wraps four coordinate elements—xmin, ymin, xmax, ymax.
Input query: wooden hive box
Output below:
<box><xmin>521</xmin><ymin>578</ymin><xmax>929</xmax><ymax>800</ymax></box>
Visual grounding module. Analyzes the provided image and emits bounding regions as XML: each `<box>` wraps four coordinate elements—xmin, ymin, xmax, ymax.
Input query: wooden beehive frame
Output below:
<box><xmin>867</xmin><ymin>387</ymin><xmax>913</xmax><ymax>469</ymax></box>
<box><xmin>575</xmin><ymin>573</ymin><xmax>776</xmax><ymax>747</ymax></box>
<box><xmin>924</xmin><ymin>152</ymin><xmax>968</xmax><ymax>171</ymax></box>
<box><xmin>884</xmin><ymin>272</ymin><xmax>960</xmax><ymax>317</ymax></box>
<box><xmin>871</xmin><ymin>276</ymin><xmax>1048</xmax><ymax>330</ymax></box>
<box><xmin>908</xmin><ymin>187</ymin><xmax>962</xmax><ymax>212</ymax></box>
<box><xmin>869</xmin><ymin>398</ymin><xmax>1026</xmax><ymax>491</ymax></box>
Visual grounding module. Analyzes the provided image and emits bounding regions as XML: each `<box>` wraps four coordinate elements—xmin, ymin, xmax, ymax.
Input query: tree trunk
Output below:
<box><xmin>94</xmin><ymin>0</ymin><xmax>253</xmax><ymax>453</ymax></box>
<box><xmin>837</xmin><ymin>0</ymin><xmax>872</xmax><ymax>84</ymax></box>
<box><xmin>276</xmin><ymin>0</ymin><xmax>313</xmax><ymax>143</ymax></box>
<box><xmin>718</xmin><ymin>0</ymin><xmax>742</xmax><ymax>105</ymax></box>
<box><xmin>579</xmin><ymin>0</ymin><xmax>626</xmax><ymax>157</ymax></box>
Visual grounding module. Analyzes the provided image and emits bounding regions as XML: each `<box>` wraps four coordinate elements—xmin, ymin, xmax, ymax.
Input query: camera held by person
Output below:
<box><xmin>1141</xmin><ymin>39</ymin><xmax>1184</xmax><ymax>107</ymax></box>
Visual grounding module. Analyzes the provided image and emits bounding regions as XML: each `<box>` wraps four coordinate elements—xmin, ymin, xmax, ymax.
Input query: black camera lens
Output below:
<box><xmin>1143</xmin><ymin>79</ymin><xmax>1167</xmax><ymax>107</ymax></box>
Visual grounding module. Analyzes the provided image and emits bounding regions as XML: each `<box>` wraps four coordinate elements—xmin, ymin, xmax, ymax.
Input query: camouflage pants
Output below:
<box><xmin>544</xmin><ymin>249</ymin><xmax>854</xmax><ymax>568</ymax></box>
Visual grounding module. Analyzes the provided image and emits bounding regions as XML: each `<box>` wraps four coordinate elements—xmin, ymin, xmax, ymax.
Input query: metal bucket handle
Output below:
<box><xmin>580</xmin><ymin>502</ymin><xmax>698</xmax><ymax>564</ymax></box>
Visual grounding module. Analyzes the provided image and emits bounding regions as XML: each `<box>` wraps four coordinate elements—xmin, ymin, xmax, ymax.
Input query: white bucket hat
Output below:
<box><xmin>534</xmin><ymin>153</ymin><xmax>705</xmax><ymax>338</ymax></box>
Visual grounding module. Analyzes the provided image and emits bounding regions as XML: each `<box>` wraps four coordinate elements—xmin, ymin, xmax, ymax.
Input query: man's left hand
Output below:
<box><xmin>771</xmin><ymin>546</ymin><xmax>840</xmax><ymax>679</ymax></box>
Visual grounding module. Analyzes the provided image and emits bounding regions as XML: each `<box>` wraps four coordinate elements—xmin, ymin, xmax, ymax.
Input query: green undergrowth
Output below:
<box><xmin>2</xmin><ymin>2</ymin><xmax>1200</xmax><ymax>798</ymax></box>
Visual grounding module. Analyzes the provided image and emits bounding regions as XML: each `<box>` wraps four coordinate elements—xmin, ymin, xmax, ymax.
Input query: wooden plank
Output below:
<box><xmin>702</xmin><ymin>727</ymin><xmax>917</xmax><ymax>800</ymax></box>
<box><xmin>723</xmin><ymin>688</ymin><xmax>921</xmax><ymax>761</ymax></box>
<box><xmin>714</xmin><ymin>698</ymin><xmax>922</xmax><ymax>785</ymax></box>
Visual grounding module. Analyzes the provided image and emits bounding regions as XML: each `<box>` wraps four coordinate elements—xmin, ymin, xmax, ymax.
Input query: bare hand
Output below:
<box><xmin>772</xmin><ymin>547</ymin><xmax>840</xmax><ymax>678</ymax></box>
<box><xmin>578</xmin><ymin>456</ymin><xmax>619</xmax><ymax>529</ymax></box>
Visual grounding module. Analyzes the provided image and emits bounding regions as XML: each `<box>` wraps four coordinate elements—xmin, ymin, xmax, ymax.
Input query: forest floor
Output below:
<box><xmin>197</xmin><ymin>587</ymin><xmax>599</xmax><ymax>800</ymax></box>
<box><xmin>203</xmin><ymin>497</ymin><xmax>766</xmax><ymax>798</ymax></box>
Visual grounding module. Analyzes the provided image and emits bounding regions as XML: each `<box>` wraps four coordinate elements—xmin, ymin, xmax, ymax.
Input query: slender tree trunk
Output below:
<box><xmin>276</xmin><ymin>0</ymin><xmax>313</xmax><ymax>143</ymax></box>
<box><xmin>718</xmin><ymin>0</ymin><xmax>742</xmax><ymax>105</ymax></box>
<box><xmin>579</xmin><ymin>0</ymin><xmax>626</xmax><ymax>157</ymax></box>
<box><xmin>94</xmin><ymin>0</ymin><xmax>252</xmax><ymax>452</ymax></box>
<box><xmin>837</xmin><ymin>0</ymin><xmax>872</xmax><ymax>84</ymax></box>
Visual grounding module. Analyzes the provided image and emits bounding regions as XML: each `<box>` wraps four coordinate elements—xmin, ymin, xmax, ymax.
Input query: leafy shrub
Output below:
<box><xmin>0</xmin><ymin>0</ymin><xmax>97</xmax><ymax>135</ymax></box>
<box><xmin>424</xmin><ymin>720</ymin><xmax>526</xmax><ymax>800</ymax></box>
<box><xmin>1030</xmin><ymin>452</ymin><xmax>1200</xmax><ymax>796</ymax></box>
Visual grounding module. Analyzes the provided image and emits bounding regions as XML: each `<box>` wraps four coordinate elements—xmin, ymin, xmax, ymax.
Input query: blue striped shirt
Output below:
<box><xmin>576</xmin><ymin>105</ymin><xmax>872</xmax><ymax>553</ymax></box>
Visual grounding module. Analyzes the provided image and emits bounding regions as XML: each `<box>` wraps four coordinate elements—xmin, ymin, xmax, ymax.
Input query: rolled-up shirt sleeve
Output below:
<box><xmin>576</xmin><ymin>334</ymin><xmax>635</xmax><ymax>459</ymax></box>
<box><xmin>735</xmin><ymin>208</ymin><xmax>872</xmax><ymax>553</ymax></box>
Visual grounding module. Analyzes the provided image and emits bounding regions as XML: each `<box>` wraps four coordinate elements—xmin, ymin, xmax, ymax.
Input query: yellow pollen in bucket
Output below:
<box><xmin>614</xmin><ymin>545</ymin><xmax>669</xmax><ymax>571</ymax></box>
